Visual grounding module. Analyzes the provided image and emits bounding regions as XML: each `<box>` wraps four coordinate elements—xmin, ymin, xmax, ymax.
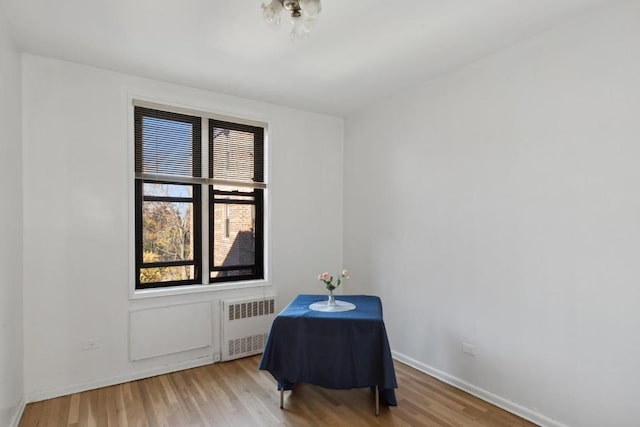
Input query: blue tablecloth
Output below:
<box><xmin>258</xmin><ymin>294</ymin><xmax>397</xmax><ymax>406</ymax></box>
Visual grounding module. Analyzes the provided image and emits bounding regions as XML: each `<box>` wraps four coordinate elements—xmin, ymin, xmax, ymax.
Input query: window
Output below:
<box><xmin>134</xmin><ymin>105</ymin><xmax>265</xmax><ymax>289</ymax></box>
<box><xmin>209</xmin><ymin>119</ymin><xmax>264</xmax><ymax>282</ymax></box>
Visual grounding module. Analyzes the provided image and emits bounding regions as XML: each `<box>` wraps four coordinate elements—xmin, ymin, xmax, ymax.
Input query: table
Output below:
<box><xmin>258</xmin><ymin>294</ymin><xmax>397</xmax><ymax>414</ymax></box>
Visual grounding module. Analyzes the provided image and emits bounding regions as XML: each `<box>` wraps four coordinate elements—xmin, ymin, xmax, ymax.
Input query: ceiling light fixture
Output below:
<box><xmin>262</xmin><ymin>0</ymin><xmax>322</xmax><ymax>39</ymax></box>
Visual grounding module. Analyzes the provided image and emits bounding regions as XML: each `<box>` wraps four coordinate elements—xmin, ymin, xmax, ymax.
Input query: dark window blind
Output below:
<box><xmin>135</xmin><ymin>107</ymin><xmax>202</xmax><ymax>177</ymax></box>
<box><xmin>209</xmin><ymin>120</ymin><xmax>264</xmax><ymax>183</ymax></box>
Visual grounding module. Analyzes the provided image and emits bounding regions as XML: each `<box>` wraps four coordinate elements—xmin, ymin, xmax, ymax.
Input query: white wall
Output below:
<box><xmin>344</xmin><ymin>1</ymin><xmax>640</xmax><ymax>426</ymax></box>
<box><xmin>0</xmin><ymin>7</ymin><xmax>24</xmax><ymax>427</ymax></box>
<box><xmin>22</xmin><ymin>55</ymin><xmax>344</xmax><ymax>399</ymax></box>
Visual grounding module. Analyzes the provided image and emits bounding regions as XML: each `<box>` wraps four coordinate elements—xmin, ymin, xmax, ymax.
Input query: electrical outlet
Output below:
<box><xmin>82</xmin><ymin>338</ymin><xmax>101</xmax><ymax>351</ymax></box>
<box><xmin>462</xmin><ymin>342</ymin><xmax>477</xmax><ymax>356</ymax></box>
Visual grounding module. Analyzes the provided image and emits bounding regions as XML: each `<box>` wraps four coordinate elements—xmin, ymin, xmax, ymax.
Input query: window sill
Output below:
<box><xmin>130</xmin><ymin>280</ymin><xmax>270</xmax><ymax>300</ymax></box>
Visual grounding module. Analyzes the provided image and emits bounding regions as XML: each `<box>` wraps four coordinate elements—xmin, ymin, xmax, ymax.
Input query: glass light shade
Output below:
<box><xmin>262</xmin><ymin>0</ymin><xmax>283</xmax><ymax>27</ymax></box>
<box><xmin>289</xmin><ymin>12</ymin><xmax>313</xmax><ymax>39</ymax></box>
<box><xmin>262</xmin><ymin>0</ymin><xmax>321</xmax><ymax>39</ymax></box>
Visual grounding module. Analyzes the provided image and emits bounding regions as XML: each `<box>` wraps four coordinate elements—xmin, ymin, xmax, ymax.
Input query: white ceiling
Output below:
<box><xmin>1</xmin><ymin>0</ymin><xmax>616</xmax><ymax>117</ymax></box>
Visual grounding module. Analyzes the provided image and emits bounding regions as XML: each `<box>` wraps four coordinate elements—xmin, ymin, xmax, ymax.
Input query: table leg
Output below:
<box><xmin>375</xmin><ymin>385</ymin><xmax>379</xmax><ymax>416</ymax></box>
<box><xmin>280</xmin><ymin>388</ymin><xmax>284</xmax><ymax>409</ymax></box>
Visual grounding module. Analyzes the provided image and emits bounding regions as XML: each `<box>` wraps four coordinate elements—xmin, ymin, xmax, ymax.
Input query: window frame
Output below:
<box><xmin>209</xmin><ymin>187</ymin><xmax>264</xmax><ymax>283</ymax></box>
<box><xmin>132</xmin><ymin>102</ymin><xmax>267</xmax><ymax>291</ymax></box>
<box><xmin>208</xmin><ymin>119</ymin><xmax>265</xmax><ymax>284</ymax></box>
<box><xmin>135</xmin><ymin>179</ymin><xmax>203</xmax><ymax>289</ymax></box>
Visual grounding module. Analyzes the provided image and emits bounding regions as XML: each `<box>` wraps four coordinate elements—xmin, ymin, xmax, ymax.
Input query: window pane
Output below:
<box><xmin>140</xmin><ymin>265</ymin><xmax>195</xmax><ymax>284</ymax></box>
<box><xmin>142</xmin><ymin>201</ymin><xmax>194</xmax><ymax>262</ymax></box>
<box><xmin>211</xmin><ymin>128</ymin><xmax>255</xmax><ymax>181</ymax></box>
<box><xmin>212</xmin><ymin>203</ymin><xmax>255</xmax><ymax>267</ymax></box>
<box><xmin>144</xmin><ymin>183</ymin><xmax>192</xmax><ymax>198</ymax></box>
<box><xmin>141</xmin><ymin>116</ymin><xmax>194</xmax><ymax>176</ymax></box>
<box><xmin>211</xmin><ymin>269</ymin><xmax>254</xmax><ymax>279</ymax></box>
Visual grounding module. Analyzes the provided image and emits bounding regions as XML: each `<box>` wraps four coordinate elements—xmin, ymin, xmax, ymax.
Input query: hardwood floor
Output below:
<box><xmin>19</xmin><ymin>356</ymin><xmax>537</xmax><ymax>426</ymax></box>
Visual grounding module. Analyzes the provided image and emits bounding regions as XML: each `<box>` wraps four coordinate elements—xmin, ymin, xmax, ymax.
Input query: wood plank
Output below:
<box><xmin>18</xmin><ymin>356</ymin><xmax>538</xmax><ymax>427</ymax></box>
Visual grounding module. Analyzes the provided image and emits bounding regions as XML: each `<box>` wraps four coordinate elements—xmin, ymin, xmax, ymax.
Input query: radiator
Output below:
<box><xmin>220</xmin><ymin>295</ymin><xmax>277</xmax><ymax>361</ymax></box>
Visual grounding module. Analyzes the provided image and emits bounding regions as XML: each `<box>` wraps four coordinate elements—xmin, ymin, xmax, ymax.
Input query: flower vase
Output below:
<box><xmin>327</xmin><ymin>289</ymin><xmax>336</xmax><ymax>307</ymax></box>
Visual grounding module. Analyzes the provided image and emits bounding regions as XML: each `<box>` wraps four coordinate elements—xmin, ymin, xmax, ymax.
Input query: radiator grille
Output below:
<box><xmin>228</xmin><ymin>333</ymin><xmax>268</xmax><ymax>357</ymax></box>
<box><xmin>228</xmin><ymin>299</ymin><xmax>275</xmax><ymax>321</ymax></box>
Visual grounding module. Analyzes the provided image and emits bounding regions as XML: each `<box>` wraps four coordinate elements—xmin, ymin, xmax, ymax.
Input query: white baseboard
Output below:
<box><xmin>25</xmin><ymin>355</ymin><xmax>215</xmax><ymax>403</ymax></box>
<box><xmin>8</xmin><ymin>394</ymin><xmax>26</xmax><ymax>427</ymax></box>
<box><xmin>391</xmin><ymin>350</ymin><xmax>568</xmax><ymax>427</ymax></box>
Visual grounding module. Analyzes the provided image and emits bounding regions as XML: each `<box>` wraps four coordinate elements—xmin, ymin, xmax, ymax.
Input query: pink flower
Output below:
<box><xmin>341</xmin><ymin>269</ymin><xmax>349</xmax><ymax>278</ymax></box>
<box><xmin>319</xmin><ymin>272</ymin><xmax>330</xmax><ymax>281</ymax></box>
